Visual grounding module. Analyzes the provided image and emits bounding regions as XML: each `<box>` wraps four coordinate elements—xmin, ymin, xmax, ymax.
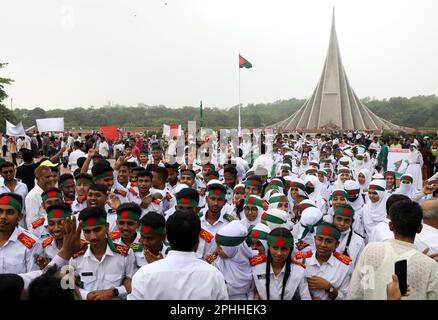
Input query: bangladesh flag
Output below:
<box><xmin>239</xmin><ymin>54</ymin><xmax>252</xmax><ymax>68</ymax></box>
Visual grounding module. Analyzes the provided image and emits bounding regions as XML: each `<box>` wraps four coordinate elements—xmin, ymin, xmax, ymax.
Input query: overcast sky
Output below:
<box><xmin>1</xmin><ymin>0</ymin><xmax>437</xmax><ymax>110</ymax></box>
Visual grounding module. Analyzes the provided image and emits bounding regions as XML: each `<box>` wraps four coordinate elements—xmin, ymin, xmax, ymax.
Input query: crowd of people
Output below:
<box><xmin>0</xmin><ymin>129</ymin><xmax>437</xmax><ymax>300</ymax></box>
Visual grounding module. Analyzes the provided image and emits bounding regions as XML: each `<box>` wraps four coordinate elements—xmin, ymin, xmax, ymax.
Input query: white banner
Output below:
<box><xmin>387</xmin><ymin>148</ymin><xmax>410</xmax><ymax>178</ymax></box>
<box><xmin>36</xmin><ymin>118</ymin><xmax>64</xmax><ymax>132</ymax></box>
<box><xmin>6</xmin><ymin>120</ymin><xmax>26</xmax><ymax>137</ymax></box>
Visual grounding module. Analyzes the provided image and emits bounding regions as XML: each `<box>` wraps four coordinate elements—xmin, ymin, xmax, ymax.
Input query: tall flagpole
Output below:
<box><xmin>238</xmin><ymin>54</ymin><xmax>241</xmax><ymax>137</ymax></box>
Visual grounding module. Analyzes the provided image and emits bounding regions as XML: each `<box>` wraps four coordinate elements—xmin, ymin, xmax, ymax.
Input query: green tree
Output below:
<box><xmin>0</xmin><ymin>62</ymin><xmax>17</xmax><ymax>132</ymax></box>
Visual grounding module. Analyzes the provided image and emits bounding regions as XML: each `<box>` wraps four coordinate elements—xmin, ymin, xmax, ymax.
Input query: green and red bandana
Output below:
<box><xmin>295</xmin><ymin>201</ymin><xmax>316</xmax><ymax>212</ymax></box>
<box><xmin>224</xmin><ymin>171</ymin><xmax>236</xmax><ymax>178</ymax></box>
<box><xmin>270</xmin><ymin>179</ymin><xmax>284</xmax><ymax>188</ymax></box>
<box><xmin>94</xmin><ymin>170</ymin><xmax>114</xmax><ymax>180</ymax></box>
<box><xmin>269</xmin><ymin>194</ymin><xmax>288</xmax><ymax>204</ymax></box>
<box><xmin>339</xmin><ymin>161</ymin><xmax>350</xmax><ymax>167</ymax></box>
<box><xmin>266</xmin><ymin>185</ymin><xmax>280</xmax><ymax>192</ymax></box>
<box><xmin>293</xmin><ymin>196</ymin><xmax>308</xmax><ymax>205</ymax></box>
<box><xmin>0</xmin><ymin>195</ymin><xmax>22</xmax><ymax>212</ymax></box>
<box><xmin>267</xmin><ymin>234</ymin><xmax>294</xmax><ymax>248</ymax></box>
<box><xmin>47</xmin><ymin>207</ymin><xmax>71</xmax><ymax>220</ymax></box>
<box><xmin>337</xmin><ymin>168</ymin><xmax>351</xmax><ymax>175</ymax></box>
<box><xmin>322</xmin><ymin>159</ymin><xmax>331</xmax><ymax>164</ymax></box>
<box><xmin>140</xmin><ymin>224</ymin><xmax>165</xmax><ymax>235</ymax></box>
<box><xmin>318</xmin><ymin>169</ymin><xmax>328</xmax><ymax>177</ymax></box>
<box><xmin>206</xmin><ymin>174</ymin><xmax>218</xmax><ymax>182</ymax></box>
<box><xmin>76</xmin><ymin>177</ymin><xmax>93</xmax><ymax>185</ymax></box>
<box><xmin>59</xmin><ymin>178</ymin><xmax>75</xmax><ymax>188</ymax></box>
<box><xmin>330</xmin><ymin>190</ymin><xmax>348</xmax><ymax>200</ymax></box>
<box><xmin>215</xmin><ymin>233</ymin><xmax>247</xmax><ymax>247</ymax></box>
<box><xmin>289</xmin><ymin>181</ymin><xmax>305</xmax><ymax>191</ymax></box>
<box><xmin>250</xmin><ymin>228</ymin><xmax>269</xmax><ymax>240</ymax></box>
<box><xmin>167</xmin><ymin>167</ymin><xmax>178</xmax><ymax>174</ymax></box>
<box><xmin>368</xmin><ymin>183</ymin><xmax>385</xmax><ymax>192</ymax></box>
<box><xmin>346</xmin><ymin>189</ymin><xmax>360</xmax><ymax>198</ymax></box>
<box><xmin>180</xmin><ymin>170</ymin><xmax>195</xmax><ymax>179</ymax></box>
<box><xmin>281</xmin><ymin>164</ymin><xmax>291</xmax><ymax>171</ymax></box>
<box><xmin>244</xmin><ymin>195</ymin><xmax>263</xmax><ymax>208</ymax></box>
<box><xmin>42</xmin><ymin>190</ymin><xmax>63</xmax><ymax>202</ymax></box>
<box><xmin>234</xmin><ymin>186</ymin><xmax>245</xmax><ymax>194</ymax></box>
<box><xmin>208</xmin><ymin>188</ymin><xmax>226</xmax><ymax>198</ymax></box>
<box><xmin>333</xmin><ymin>205</ymin><xmax>354</xmax><ymax>218</ymax></box>
<box><xmin>384</xmin><ymin>171</ymin><xmax>396</xmax><ymax>178</ymax></box>
<box><xmin>316</xmin><ymin>224</ymin><xmax>341</xmax><ymax>240</ymax></box>
<box><xmin>305</xmin><ymin>168</ymin><xmax>317</xmax><ymax>175</ymax></box>
<box><xmin>244</xmin><ymin>178</ymin><xmax>263</xmax><ymax>188</ymax></box>
<box><xmin>400</xmin><ymin>175</ymin><xmax>413</xmax><ymax>184</ymax></box>
<box><xmin>176</xmin><ymin>197</ymin><xmax>198</xmax><ymax>207</ymax></box>
<box><xmin>261</xmin><ymin>211</ymin><xmax>287</xmax><ymax>224</ymax></box>
<box><xmin>203</xmin><ymin>164</ymin><xmax>215</xmax><ymax>171</ymax></box>
<box><xmin>82</xmin><ymin>216</ymin><xmax>107</xmax><ymax>228</ymax></box>
<box><xmin>117</xmin><ymin>210</ymin><xmax>140</xmax><ymax>221</ymax></box>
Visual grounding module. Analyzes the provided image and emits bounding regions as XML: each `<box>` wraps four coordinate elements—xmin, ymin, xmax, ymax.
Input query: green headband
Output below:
<box><xmin>0</xmin><ymin>195</ymin><xmax>22</xmax><ymax>212</ymax></box>
<box><xmin>318</xmin><ymin>170</ymin><xmax>328</xmax><ymax>177</ymax></box>
<box><xmin>141</xmin><ymin>224</ymin><xmax>165</xmax><ymax>235</ymax></box>
<box><xmin>330</xmin><ymin>190</ymin><xmax>348</xmax><ymax>200</ymax></box>
<box><xmin>316</xmin><ymin>224</ymin><xmax>341</xmax><ymax>240</ymax></box>
<box><xmin>82</xmin><ymin>216</ymin><xmax>107</xmax><ymax>228</ymax></box>
<box><xmin>346</xmin><ymin>189</ymin><xmax>360</xmax><ymax>197</ymax></box>
<box><xmin>117</xmin><ymin>210</ymin><xmax>140</xmax><ymax>221</ymax></box>
<box><xmin>338</xmin><ymin>168</ymin><xmax>351</xmax><ymax>175</ymax></box>
<box><xmin>215</xmin><ymin>233</ymin><xmax>247</xmax><ymax>247</ymax></box>
<box><xmin>401</xmin><ymin>175</ymin><xmax>413</xmax><ymax>184</ymax></box>
<box><xmin>234</xmin><ymin>186</ymin><xmax>245</xmax><ymax>193</ymax></box>
<box><xmin>296</xmin><ymin>202</ymin><xmax>316</xmax><ymax>212</ymax></box>
<box><xmin>333</xmin><ymin>205</ymin><xmax>354</xmax><ymax>218</ymax></box>
<box><xmin>267</xmin><ymin>235</ymin><xmax>294</xmax><ymax>248</ymax></box>
<box><xmin>305</xmin><ymin>168</ymin><xmax>317</xmax><ymax>175</ymax></box>
<box><xmin>270</xmin><ymin>179</ymin><xmax>284</xmax><ymax>188</ymax></box>
<box><xmin>42</xmin><ymin>191</ymin><xmax>63</xmax><ymax>202</ymax></box>
<box><xmin>180</xmin><ymin>170</ymin><xmax>195</xmax><ymax>179</ymax></box>
<box><xmin>207</xmin><ymin>189</ymin><xmax>225</xmax><ymax>198</ymax></box>
<box><xmin>261</xmin><ymin>212</ymin><xmax>286</xmax><ymax>224</ymax></box>
<box><xmin>59</xmin><ymin>178</ymin><xmax>75</xmax><ymax>188</ymax></box>
<box><xmin>289</xmin><ymin>182</ymin><xmax>305</xmax><ymax>191</ymax></box>
<box><xmin>47</xmin><ymin>208</ymin><xmax>71</xmax><ymax>220</ymax></box>
<box><xmin>177</xmin><ymin>198</ymin><xmax>199</xmax><ymax>207</ymax></box>
<box><xmin>339</xmin><ymin>161</ymin><xmax>349</xmax><ymax>166</ymax></box>
<box><xmin>368</xmin><ymin>184</ymin><xmax>385</xmax><ymax>192</ymax></box>
<box><xmin>384</xmin><ymin>171</ymin><xmax>396</xmax><ymax>178</ymax></box>
<box><xmin>224</xmin><ymin>171</ymin><xmax>236</xmax><ymax>178</ymax></box>
<box><xmin>94</xmin><ymin>170</ymin><xmax>114</xmax><ymax>180</ymax></box>
<box><xmin>244</xmin><ymin>196</ymin><xmax>263</xmax><ymax>207</ymax></box>
<box><xmin>244</xmin><ymin>179</ymin><xmax>263</xmax><ymax>188</ymax></box>
<box><xmin>269</xmin><ymin>195</ymin><xmax>288</xmax><ymax>204</ymax></box>
<box><xmin>250</xmin><ymin>229</ymin><xmax>269</xmax><ymax>240</ymax></box>
<box><xmin>76</xmin><ymin>177</ymin><xmax>94</xmax><ymax>185</ymax></box>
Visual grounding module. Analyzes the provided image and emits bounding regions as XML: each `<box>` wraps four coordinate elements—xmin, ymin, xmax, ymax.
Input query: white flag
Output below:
<box><xmin>6</xmin><ymin>120</ymin><xmax>26</xmax><ymax>137</ymax></box>
<box><xmin>36</xmin><ymin>118</ymin><xmax>64</xmax><ymax>132</ymax></box>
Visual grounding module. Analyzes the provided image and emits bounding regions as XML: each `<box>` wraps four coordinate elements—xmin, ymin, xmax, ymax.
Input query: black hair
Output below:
<box><xmin>89</xmin><ymin>184</ymin><xmax>108</xmax><ymax>195</ymax></box>
<box><xmin>130</xmin><ymin>166</ymin><xmax>146</xmax><ymax>174</ymax></box>
<box><xmin>166</xmin><ymin>210</ymin><xmax>200</xmax><ymax>251</ymax></box>
<box><xmin>0</xmin><ymin>273</ymin><xmax>24</xmax><ymax>300</ymax></box>
<box><xmin>137</xmin><ymin>170</ymin><xmax>153</xmax><ymax>180</ymax></box>
<box><xmin>152</xmin><ymin>166</ymin><xmax>169</xmax><ymax>183</ymax></box>
<box><xmin>140</xmin><ymin>211</ymin><xmax>165</xmax><ymax>230</ymax></box>
<box><xmin>386</xmin><ymin>194</ymin><xmax>410</xmax><ymax>213</ymax></box>
<box><xmin>28</xmin><ymin>266</ymin><xmax>75</xmax><ymax>300</ymax></box>
<box><xmin>265</xmin><ymin>227</ymin><xmax>293</xmax><ymax>300</ymax></box>
<box><xmin>176</xmin><ymin>187</ymin><xmax>200</xmax><ymax>203</ymax></box>
<box><xmin>146</xmin><ymin>164</ymin><xmax>158</xmax><ymax>172</ymax></box>
<box><xmin>21</xmin><ymin>149</ymin><xmax>34</xmax><ymax>162</ymax></box>
<box><xmin>116</xmin><ymin>202</ymin><xmax>142</xmax><ymax>217</ymax></box>
<box><xmin>91</xmin><ymin>160</ymin><xmax>112</xmax><ymax>176</ymax></box>
<box><xmin>206</xmin><ymin>183</ymin><xmax>227</xmax><ymax>194</ymax></box>
<box><xmin>76</xmin><ymin>157</ymin><xmax>87</xmax><ymax>169</ymax></box>
<box><xmin>0</xmin><ymin>161</ymin><xmax>14</xmax><ymax>171</ymax></box>
<box><xmin>389</xmin><ymin>199</ymin><xmax>423</xmax><ymax>237</ymax></box>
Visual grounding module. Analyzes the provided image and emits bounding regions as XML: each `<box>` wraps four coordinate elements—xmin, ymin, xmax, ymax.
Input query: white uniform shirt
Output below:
<box><xmin>0</xmin><ymin>227</ymin><xmax>41</xmax><ymax>274</ymax></box>
<box><xmin>251</xmin><ymin>261</ymin><xmax>311</xmax><ymax>300</ymax></box>
<box><xmin>336</xmin><ymin>230</ymin><xmax>365</xmax><ymax>267</ymax></box>
<box><xmin>0</xmin><ymin>180</ymin><xmax>28</xmax><ymax>212</ymax></box>
<box><xmin>415</xmin><ymin>223</ymin><xmax>438</xmax><ymax>254</ymax></box>
<box><xmin>25</xmin><ymin>184</ymin><xmax>45</xmax><ymax>228</ymax></box>
<box><xmin>304</xmin><ymin>252</ymin><xmax>351</xmax><ymax>300</ymax></box>
<box><xmin>68</xmin><ymin>149</ymin><xmax>87</xmax><ymax>171</ymax></box>
<box><xmin>69</xmin><ymin>244</ymin><xmax>136</xmax><ymax>300</ymax></box>
<box><xmin>128</xmin><ymin>250</ymin><xmax>228</xmax><ymax>300</ymax></box>
<box><xmin>368</xmin><ymin>218</ymin><xmax>394</xmax><ymax>243</ymax></box>
<box><xmin>41</xmin><ymin>236</ymin><xmax>60</xmax><ymax>261</ymax></box>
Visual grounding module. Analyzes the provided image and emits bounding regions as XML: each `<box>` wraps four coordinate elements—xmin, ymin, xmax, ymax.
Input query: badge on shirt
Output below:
<box><xmin>257</xmin><ymin>274</ymin><xmax>267</xmax><ymax>280</ymax></box>
<box><xmin>81</xmin><ymin>272</ymin><xmax>94</xmax><ymax>277</ymax></box>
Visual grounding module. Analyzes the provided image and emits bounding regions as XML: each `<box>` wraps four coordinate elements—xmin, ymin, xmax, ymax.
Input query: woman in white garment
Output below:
<box><xmin>240</xmin><ymin>195</ymin><xmax>264</xmax><ymax>230</ymax></box>
<box><xmin>250</xmin><ymin>228</ymin><xmax>311</xmax><ymax>300</ymax></box>
<box><xmin>357</xmin><ymin>168</ymin><xmax>372</xmax><ymax>203</ymax></box>
<box><xmin>332</xmin><ymin>167</ymin><xmax>352</xmax><ymax>190</ymax></box>
<box><xmin>304</xmin><ymin>175</ymin><xmax>328</xmax><ymax>214</ymax></box>
<box><xmin>317</xmin><ymin>168</ymin><xmax>332</xmax><ymax>202</ymax></box>
<box><xmin>384</xmin><ymin>171</ymin><xmax>397</xmax><ymax>194</ymax></box>
<box><xmin>405</xmin><ymin>143</ymin><xmax>423</xmax><ymax>190</ymax></box>
<box><xmin>295</xmin><ymin>206</ymin><xmax>323</xmax><ymax>252</ymax></box>
<box><xmin>394</xmin><ymin>174</ymin><xmax>416</xmax><ymax>199</ymax></box>
<box><xmin>344</xmin><ymin>180</ymin><xmax>365</xmax><ymax>237</ymax></box>
<box><xmin>212</xmin><ymin>221</ymin><xmax>258</xmax><ymax>300</ymax></box>
<box><xmin>362</xmin><ymin>179</ymin><xmax>390</xmax><ymax>241</ymax></box>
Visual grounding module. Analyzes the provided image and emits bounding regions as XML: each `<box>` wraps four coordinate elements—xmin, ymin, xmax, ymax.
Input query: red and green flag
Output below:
<box><xmin>239</xmin><ymin>54</ymin><xmax>252</xmax><ymax>69</ymax></box>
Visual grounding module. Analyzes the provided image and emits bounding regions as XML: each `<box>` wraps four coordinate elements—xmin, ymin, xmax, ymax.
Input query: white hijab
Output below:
<box><xmin>363</xmin><ymin>180</ymin><xmax>390</xmax><ymax>235</ymax></box>
<box><xmin>358</xmin><ymin>168</ymin><xmax>372</xmax><ymax>193</ymax></box>
<box><xmin>213</xmin><ymin>221</ymin><xmax>258</xmax><ymax>299</ymax></box>
<box><xmin>394</xmin><ymin>174</ymin><xmax>416</xmax><ymax>198</ymax></box>
<box><xmin>296</xmin><ymin>206</ymin><xmax>323</xmax><ymax>249</ymax></box>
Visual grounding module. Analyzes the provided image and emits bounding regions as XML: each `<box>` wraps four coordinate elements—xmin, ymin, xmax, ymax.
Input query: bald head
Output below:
<box><xmin>422</xmin><ymin>200</ymin><xmax>438</xmax><ymax>220</ymax></box>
